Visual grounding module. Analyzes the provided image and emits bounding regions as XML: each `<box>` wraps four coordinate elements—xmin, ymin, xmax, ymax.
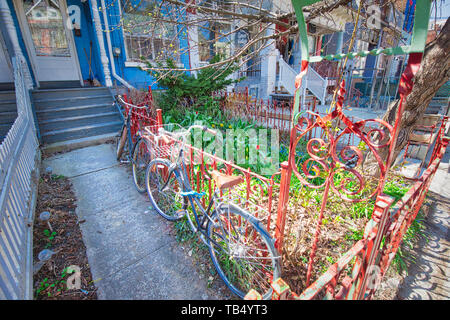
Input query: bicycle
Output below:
<box><xmin>142</xmin><ymin>123</ymin><xmax>281</xmax><ymax>299</ymax></box>
<box><xmin>115</xmin><ymin>95</ymin><xmax>152</xmax><ymax>193</ymax></box>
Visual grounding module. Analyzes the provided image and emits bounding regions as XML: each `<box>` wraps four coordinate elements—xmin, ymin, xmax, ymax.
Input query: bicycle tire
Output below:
<box><xmin>131</xmin><ymin>138</ymin><xmax>151</xmax><ymax>193</ymax></box>
<box><xmin>207</xmin><ymin>203</ymin><xmax>281</xmax><ymax>299</ymax></box>
<box><xmin>145</xmin><ymin>158</ymin><xmax>187</xmax><ymax>221</ymax></box>
<box><xmin>116</xmin><ymin>125</ymin><xmax>128</xmax><ymax>161</ymax></box>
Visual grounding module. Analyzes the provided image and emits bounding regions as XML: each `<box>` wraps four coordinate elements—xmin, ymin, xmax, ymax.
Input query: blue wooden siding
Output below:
<box><xmin>95</xmin><ymin>0</ymin><xmax>191</xmax><ymax>89</ymax></box>
<box><xmin>68</xmin><ymin>0</ymin><xmax>103</xmax><ymax>84</ymax></box>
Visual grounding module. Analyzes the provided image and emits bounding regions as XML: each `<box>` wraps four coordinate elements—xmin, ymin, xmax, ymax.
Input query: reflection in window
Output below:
<box><xmin>23</xmin><ymin>0</ymin><xmax>70</xmax><ymax>57</ymax></box>
<box><xmin>121</xmin><ymin>0</ymin><xmax>179</xmax><ymax>63</ymax></box>
<box><xmin>198</xmin><ymin>22</ymin><xmax>231</xmax><ymax>62</ymax></box>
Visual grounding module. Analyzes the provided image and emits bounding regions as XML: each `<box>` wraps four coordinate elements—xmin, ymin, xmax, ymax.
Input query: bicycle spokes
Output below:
<box><xmin>209</xmin><ymin>207</ymin><xmax>277</xmax><ymax>296</ymax></box>
<box><xmin>148</xmin><ymin>164</ymin><xmax>185</xmax><ymax>217</ymax></box>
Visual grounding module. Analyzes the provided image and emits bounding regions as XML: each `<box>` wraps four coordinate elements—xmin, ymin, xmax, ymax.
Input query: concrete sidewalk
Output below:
<box><xmin>43</xmin><ymin>143</ymin><xmax>223</xmax><ymax>299</ymax></box>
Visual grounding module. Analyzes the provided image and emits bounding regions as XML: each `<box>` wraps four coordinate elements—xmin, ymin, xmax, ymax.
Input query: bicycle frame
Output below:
<box><xmin>115</xmin><ymin>97</ymin><xmax>144</xmax><ymax>164</ymax></box>
<box><xmin>155</xmin><ymin>145</ymin><xmax>226</xmax><ymax>248</ymax></box>
<box><xmin>124</xmin><ymin>111</ymin><xmax>138</xmax><ymax>160</ymax></box>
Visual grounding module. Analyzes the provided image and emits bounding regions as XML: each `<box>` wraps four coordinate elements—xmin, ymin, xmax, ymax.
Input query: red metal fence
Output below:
<box><xmin>119</xmin><ymin>86</ymin><xmax>158</xmax><ymax>142</ymax></box>
<box><xmin>244</xmin><ymin>51</ymin><xmax>450</xmax><ymax>299</ymax></box>
<box><xmin>252</xmin><ymin>132</ymin><xmax>448</xmax><ymax>300</ymax></box>
<box><xmin>131</xmin><ymin>81</ymin><xmax>448</xmax><ymax>300</ymax></box>
<box><xmin>218</xmin><ymin>88</ymin><xmax>317</xmax><ymax>133</ymax></box>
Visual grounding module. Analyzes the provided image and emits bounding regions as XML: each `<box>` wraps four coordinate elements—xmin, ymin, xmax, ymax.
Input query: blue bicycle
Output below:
<box><xmin>143</xmin><ymin>123</ymin><xmax>281</xmax><ymax>299</ymax></box>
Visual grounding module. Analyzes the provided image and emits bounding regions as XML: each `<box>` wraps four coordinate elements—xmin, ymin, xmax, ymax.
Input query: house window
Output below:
<box><xmin>198</xmin><ymin>21</ymin><xmax>231</xmax><ymax>62</ymax></box>
<box><xmin>23</xmin><ymin>0</ymin><xmax>70</xmax><ymax>57</ymax></box>
<box><xmin>121</xmin><ymin>0</ymin><xmax>179</xmax><ymax>63</ymax></box>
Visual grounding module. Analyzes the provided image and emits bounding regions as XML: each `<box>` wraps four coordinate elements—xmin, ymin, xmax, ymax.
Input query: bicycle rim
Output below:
<box><xmin>145</xmin><ymin>159</ymin><xmax>186</xmax><ymax>221</ymax></box>
<box><xmin>207</xmin><ymin>203</ymin><xmax>281</xmax><ymax>299</ymax></box>
<box><xmin>132</xmin><ymin>139</ymin><xmax>151</xmax><ymax>193</ymax></box>
<box><xmin>116</xmin><ymin>126</ymin><xmax>128</xmax><ymax>161</ymax></box>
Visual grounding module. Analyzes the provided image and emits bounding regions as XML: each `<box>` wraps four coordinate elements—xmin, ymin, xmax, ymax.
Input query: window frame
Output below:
<box><xmin>119</xmin><ymin>0</ymin><xmax>181</xmax><ymax>67</ymax></box>
<box><xmin>196</xmin><ymin>12</ymin><xmax>232</xmax><ymax>63</ymax></box>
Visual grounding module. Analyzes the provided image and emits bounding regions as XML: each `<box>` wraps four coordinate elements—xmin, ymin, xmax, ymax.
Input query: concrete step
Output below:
<box><xmin>42</xmin><ymin>132</ymin><xmax>118</xmax><ymax>155</ymax></box>
<box><xmin>41</xmin><ymin>120</ymin><xmax>122</xmax><ymax>144</ymax></box>
<box><xmin>0</xmin><ymin>90</ymin><xmax>16</xmax><ymax>101</ymax></box>
<box><xmin>426</xmin><ymin>105</ymin><xmax>443</xmax><ymax>114</ymax></box>
<box><xmin>32</xmin><ymin>87</ymin><xmax>111</xmax><ymax>100</ymax></box>
<box><xmin>33</xmin><ymin>94</ymin><xmax>114</xmax><ymax>110</ymax></box>
<box><xmin>0</xmin><ymin>102</ymin><xmax>17</xmax><ymax>113</ymax></box>
<box><xmin>0</xmin><ymin>111</ymin><xmax>17</xmax><ymax>124</ymax></box>
<box><xmin>36</xmin><ymin>103</ymin><xmax>117</xmax><ymax>120</ymax></box>
<box><xmin>39</xmin><ymin>112</ymin><xmax>120</xmax><ymax>132</ymax></box>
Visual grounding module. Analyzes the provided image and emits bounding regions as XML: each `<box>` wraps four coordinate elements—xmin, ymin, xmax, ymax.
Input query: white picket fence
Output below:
<box><xmin>0</xmin><ymin>56</ymin><xmax>39</xmax><ymax>299</ymax></box>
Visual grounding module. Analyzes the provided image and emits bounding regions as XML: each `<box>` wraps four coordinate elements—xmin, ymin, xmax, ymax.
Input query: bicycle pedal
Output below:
<box><xmin>176</xmin><ymin>209</ymin><xmax>187</xmax><ymax>218</ymax></box>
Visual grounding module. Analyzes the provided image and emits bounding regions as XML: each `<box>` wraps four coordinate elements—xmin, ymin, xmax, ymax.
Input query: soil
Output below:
<box><xmin>33</xmin><ymin>172</ymin><xmax>97</xmax><ymax>300</ymax></box>
<box><xmin>168</xmin><ymin>219</ymin><xmax>235</xmax><ymax>300</ymax></box>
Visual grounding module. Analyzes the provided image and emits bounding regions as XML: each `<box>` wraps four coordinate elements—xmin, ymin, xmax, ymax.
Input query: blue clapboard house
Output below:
<box><xmin>0</xmin><ymin>0</ymin><xmax>190</xmax><ymax>146</ymax></box>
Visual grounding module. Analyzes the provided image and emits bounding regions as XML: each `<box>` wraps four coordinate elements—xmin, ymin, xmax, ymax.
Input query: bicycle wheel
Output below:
<box><xmin>207</xmin><ymin>203</ymin><xmax>281</xmax><ymax>299</ymax></box>
<box><xmin>145</xmin><ymin>158</ymin><xmax>187</xmax><ymax>220</ymax></box>
<box><xmin>116</xmin><ymin>125</ymin><xmax>128</xmax><ymax>161</ymax></box>
<box><xmin>132</xmin><ymin>138</ymin><xmax>151</xmax><ymax>193</ymax></box>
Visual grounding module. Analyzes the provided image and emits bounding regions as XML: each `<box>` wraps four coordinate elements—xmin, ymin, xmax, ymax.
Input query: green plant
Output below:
<box><xmin>43</xmin><ymin>229</ymin><xmax>57</xmax><ymax>249</ymax></box>
<box><xmin>392</xmin><ymin>209</ymin><xmax>427</xmax><ymax>274</ymax></box>
<box><xmin>145</xmin><ymin>55</ymin><xmax>243</xmax><ymax>115</ymax></box>
<box><xmin>345</xmin><ymin>227</ymin><xmax>364</xmax><ymax>242</ymax></box>
<box><xmin>326</xmin><ymin>256</ymin><xmax>336</xmax><ymax>264</ymax></box>
<box><xmin>35</xmin><ymin>268</ymin><xmax>69</xmax><ymax>298</ymax></box>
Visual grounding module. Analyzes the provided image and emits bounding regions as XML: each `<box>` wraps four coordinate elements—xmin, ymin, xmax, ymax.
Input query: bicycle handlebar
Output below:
<box><xmin>116</xmin><ymin>95</ymin><xmax>149</xmax><ymax>110</ymax></box>
<box><xmin>158</xmin><ymin>124</ymin><xmax>218</xmax><ymax>139</ymax></box>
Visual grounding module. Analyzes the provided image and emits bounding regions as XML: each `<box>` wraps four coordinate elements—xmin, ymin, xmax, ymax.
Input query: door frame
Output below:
<box><xmin>13</xmin><ymin>0</ymin><xmax>83</xmax><ymax>87</ymax></box>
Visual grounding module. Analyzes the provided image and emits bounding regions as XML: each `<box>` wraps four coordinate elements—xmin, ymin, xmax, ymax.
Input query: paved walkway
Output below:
<box><xmin>43</xmin><ymin>144</ymin><xmax>222</xmax><ymax>300</ymax></box>
<box><xmin>396</xmin><ymin>148</ymin><xmax>450</xmax><ymax>300</ymax></box>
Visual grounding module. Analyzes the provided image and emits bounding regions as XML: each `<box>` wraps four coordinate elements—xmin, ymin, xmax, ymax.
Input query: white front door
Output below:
<box><xmin>15</xmin><ymin>0</ymin><xmax>81</xmax><ymax>84</ymax></box>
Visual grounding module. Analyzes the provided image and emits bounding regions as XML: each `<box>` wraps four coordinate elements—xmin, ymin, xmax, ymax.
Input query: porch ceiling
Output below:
<box><xmin>305</xmin><ymin>4</ymin><xmax>354</xmax><ymax>33</ymax></box>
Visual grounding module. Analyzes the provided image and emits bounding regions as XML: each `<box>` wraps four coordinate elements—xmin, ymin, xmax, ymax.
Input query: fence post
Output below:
<box><xmin>156</xmin><ymin>109</ymin><xmax>163</xmax><ymax>127</ymax></box>
<box><xmin>274</xmin><ymin>161</ymin><xmax>292</xmax><ymax>252</ymax></box>
<box><xmin>356</xmin><ymin>193</ymin><xmax>394</xmax><ymax>299</ymax></box>
<box><xmin>245</xmin><ymin>86</ymin><xmax>249</xmax><ymax>111</ymax></box>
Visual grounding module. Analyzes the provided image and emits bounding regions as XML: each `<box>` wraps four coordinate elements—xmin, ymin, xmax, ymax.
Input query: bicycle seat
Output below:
<box><xmin>210</xmin><ymin>170</ymin><xmax>244</xmax><ymax>191</ymax></box>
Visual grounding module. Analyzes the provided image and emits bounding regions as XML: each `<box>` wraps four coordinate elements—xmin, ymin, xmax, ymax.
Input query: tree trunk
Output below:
<box><xmin>364</xmin><ymin>18</ymin><xmax>450</xmax><ymax>174</ymax></box>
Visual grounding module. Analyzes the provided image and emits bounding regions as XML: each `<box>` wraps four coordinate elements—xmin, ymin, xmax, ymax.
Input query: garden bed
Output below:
<box><xmin>151</xmin><ymin>98</ymin><xmax>430</xmax><ymax>298</ymax></box>
<box><xmin>33</xmin><ymin>172</ymin><xmax>97</xmax><ymax>300</ymax></box>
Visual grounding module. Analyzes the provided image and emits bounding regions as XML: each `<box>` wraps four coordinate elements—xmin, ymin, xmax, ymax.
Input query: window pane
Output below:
<box><xmin>198</xmin><ymin>21</ymin><xmax>231</xmax><ymax>62</ymax></box>
<box><xmin>23</xmin><ymin>0</ymin><xmax>70</xmax><ymax>57</ymax></box>
<box><xmin>122</xmin><ymin>0</ymin><xmax>178</xmax><ymax>62</ymax></box>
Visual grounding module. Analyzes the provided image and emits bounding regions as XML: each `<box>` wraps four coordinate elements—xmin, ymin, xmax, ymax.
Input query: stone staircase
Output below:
<box><xmin>426</xmin><ymin>81</ymin><xmax>450</xmax><ymax>115</ymax></box>
<box><xmin>0</xmin><ymin>90</ymin><xmax>17</xmax><ymax>144</ymax></box>
<box><xmin>33</xmin><ymin>87</ymin><xmax>122</xmax><ymax>148</ymax></box>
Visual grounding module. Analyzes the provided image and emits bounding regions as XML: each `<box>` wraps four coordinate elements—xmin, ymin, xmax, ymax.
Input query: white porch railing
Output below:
<box><xmin>306</xmin><ymin>66</ymin><xmax>328</xmax><ymax>105</ymax></box>
<box><xmin>277</xmin><ymin>55</ymin><xmax>328</xmax><ymax>105</ymax></box>
<box><xmin>278</xmin><ymin>56</ymin><xmax>299</xmax><ymax>95</ymax></box>
<box><xmin>0</xmin><ymin>56</ymin><xmax>39</xmax><ymax>299</ymax></box>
